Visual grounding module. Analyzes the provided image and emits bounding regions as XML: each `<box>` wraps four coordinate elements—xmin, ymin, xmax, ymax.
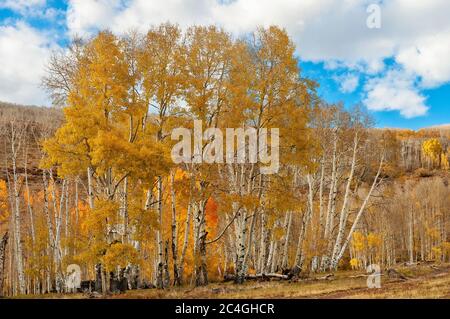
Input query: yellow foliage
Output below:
<box><xmin>367</xmin><ymin>233</ymin><xmax>382</xmax><ymax>248</ymax></box>
<box><xmin>0</xmin><ymin>180</ymin><xmax>10</xmax><ymax>225</ymax></box>
<box><xmin>83</xmin><ymin>200</ymin><xmax>120</xmax><ymax>237</ymax></box>
<box><xmin>442</xmin><ymin>152</ymin><xmax>449</xmax><ymax>170</ymax></box>
<box><xmin>102</xmin><ymin>243</ymin><xmax>140</xmax><ymax>272</ymax></box>
<box><xmin>351</xmin><ymin>231</ymin><xmax>365</xmax><ymax>252</ymax></box>
<box><xmin>350</xmin><ymin>258</ymin><xmax>359</xmax><ymax>269</ymax></box>
<box><xmin>431</xmin><ymin>246</ymin><xmax>442</xmax><ymax>257</ymax></box>
<box><xmin>422</xmin><ymin>138</ymin><xmax>443</xmax><ymax>166</ymax></box>
<box><xmin>426</xmin><ymin>227</ymin><xmax>441</xmax><ymax>241</ymax></box>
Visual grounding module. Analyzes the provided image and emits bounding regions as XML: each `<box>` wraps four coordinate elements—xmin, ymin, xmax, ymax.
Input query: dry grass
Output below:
<box><xmin>114</xmin><ymin>263</ymin><xmax>450</xmax><ymax>299</ymax></box>
<box><xmin>14</xmin><ymin>263</ymin><xmax>450</xmax><ymax>299</ymax></box>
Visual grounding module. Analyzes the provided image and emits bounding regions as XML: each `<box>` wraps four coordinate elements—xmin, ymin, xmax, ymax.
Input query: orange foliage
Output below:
<box><xmin>0</xmin><ymin>180</ymin><xmax>10</xmax><ymax>226</ymax></box>
<box><xmin>205</xmin><ymin>198</ymin><xmax>218</xmax><ymax>229</ymax></box>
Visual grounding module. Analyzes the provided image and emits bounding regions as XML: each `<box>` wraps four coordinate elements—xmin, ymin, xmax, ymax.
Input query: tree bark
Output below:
<box><xmin>330</xmin><ymin>155</ymin><xmax>384</xmax><ymax>270</ymax></box>
<box><xmin>11</xmin><ymin>141</ymin><xmax>26</xmax><ymax>295</ymax></box>
<box><xmin>280</xmin><ymin>212</ymin><xmax>293</xmax><ymax>270</ymax></box>
<box><xmin>155</xmin><ymin>176</ymin><xmax>165</xmax><ymax>289</ymax></box>
<box><xmin>408</xmin><ymin>205</ymin><xmax>414</xmax><ymax>264</ymax></box>
<box><xmin>234</xmin><ymin>205</ymin><xmax>248</xmax><ymax>284</ymax></box>
<box><xmin>321</xmin><ymin>133</ymin><xmax>338</xmax><ymax>271</ymax></box>
<box><xmin>194</xmin><ymin>200</ymin><xmax>208</xmax><ymax>286</ymax></box>
<box><xmin>331</xmin><ymin>133</ymin><xmax>358</xmax><ymax>264</ymax></box>
<box><xmin>87</xmin><ymin>167</ymin><xmax>95</xmax><ymax>209</ymax></box>
<box><xmin>179</xmin><ymin>200</ymin><xmax>192</xmax><ymax>283</ymax></box>
<box><xmin>170</xmin><ymin>172</ymin><xmax>181</xmax><ymax>286</ymax></box>
<box><xmin>0</xmin><ymin>232</ymin><xmax>8</xmax><ymax>297</ymax></box>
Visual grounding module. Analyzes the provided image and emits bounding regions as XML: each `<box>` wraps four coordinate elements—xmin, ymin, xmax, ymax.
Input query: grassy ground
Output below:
<box><xmin>15</xmin><ymin>263</ymin><xmax>450</xmax><ymax>299</ymax></box>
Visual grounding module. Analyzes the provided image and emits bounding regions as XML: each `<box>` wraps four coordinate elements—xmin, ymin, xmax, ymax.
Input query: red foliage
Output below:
<box><xmin>205</xmin><ymin>198</ymin><xmax>218</xmax><ymax>229</ymax></box>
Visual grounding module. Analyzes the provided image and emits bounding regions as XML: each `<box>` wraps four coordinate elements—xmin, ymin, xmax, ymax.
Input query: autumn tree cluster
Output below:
<box><xmin>0</xmin><ymin>24</ymin><xmax>448</xmax><ymax>296</ymax></box>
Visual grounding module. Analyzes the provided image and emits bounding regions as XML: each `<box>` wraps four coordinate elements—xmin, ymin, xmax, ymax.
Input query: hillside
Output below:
<box><xmin>0</xmin><ymin>102</ymin><xmax>62</xmax><ymax>187</ymax></box>
<box><xmin>424</xmin><ymin>124</ymin><xmax>450</xmax><ymax>130</ymax></box>
<box><xmin>1</xmin><ymin>102</ymin><xmax>448</xmax><ymax>178</ymax></box>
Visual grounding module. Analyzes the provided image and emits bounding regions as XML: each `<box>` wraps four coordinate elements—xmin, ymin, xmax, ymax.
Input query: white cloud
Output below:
<box><xmin>67</xmin><ymin>0</ymin><xmax>125</xmax><ymax>37</ymax></box>
<box><xmin>114</xmin><ymin>0</ymin><xmax>217</xmax><ymax>33</ymax></box>
<box><xmin>65</xmin><ymin>0</ymin><xmax>450</xmax><ymax>88</ymax></box>
<box><xmin>0</xmin><ymin>0</ymin><xmax>46</xmax><ymax>15</ymax></box>
<box><xmin>363</xmin><ymin>70</ymin><xmax>428</xmax><ymax>118</ymax></box>
<box><xmin>335</xmin><ymin>73</ymin><xmax>359</xmax><ymax>93</ymax></box>
<box><xmin>0</xmin><ymin>0</ymin><xmax>63</xmax><ymax>21</ymax></box>
<box><xmin>396</xmin><ymin>32</ymin><xmax>450</xmax><ymax>89</ymax></box>
<box><xmin>64</xmin><ymin>1</ymin><xmax>446</xmax><ymax>63</ymax></box>
<box><xmin>1</xmin><ymin>0</ymin><xmax>449</xmax><ymax>116</ymax></box>
<box><xmin>0</xmin><ymin>22</ymin><xmax>57</xmax><ymax>106</ymax></box>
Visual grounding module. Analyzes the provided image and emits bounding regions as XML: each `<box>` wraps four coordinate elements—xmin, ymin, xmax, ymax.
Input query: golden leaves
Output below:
<box><xmin>422</xmin><ymin>138</ymin><xmax>443</xmax><ymax>162</ymax></box>
<box><xmin>0</xmin><ymin>180</ymin><xmax>10</xmax><ymax>225</ymax></box>
<box><xmin>102</xmin><ymin>243</ymin><xmax>140</xmax><ymax>273</ymax></box>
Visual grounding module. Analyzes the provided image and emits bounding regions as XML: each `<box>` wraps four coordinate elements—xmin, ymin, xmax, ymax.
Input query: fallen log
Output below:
<box><xmin>387</xmin><ymin>268</ymin><xmax>407</xmax><ymax>280</ymax></box>
<box><xmin>223</xmin><ymin>273</ymin><xmax>289</xmax><ymax>282</ymax></box>
<box><xmin>248</xmin><ymin>273</ymin><xmax>289</xmax><ymax>280</ymax></box>
<box><xmin>429</xmin><ymin>265</ymin><xmax>440</xmax><ymax>271</ymax></box>
<box><xmin>348</xmin><ymin>273</ymin><xmax>385</xmax><ymax>278</ymax></box>
<box><xmin>348</xmin><ymin>274</ymin><xmax>368</xmax><ymax>278</ymax></box>
<box><xmin>316</xmin><ymin>273</ymin><xmax>335</xmax><ymax>281</ymax></box>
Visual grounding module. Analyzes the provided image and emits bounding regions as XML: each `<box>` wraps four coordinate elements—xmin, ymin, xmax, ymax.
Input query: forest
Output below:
<box><xmin>0</xmin><ymin>24</ymin><xmax>449</xmax><ymax>297</ymax></box>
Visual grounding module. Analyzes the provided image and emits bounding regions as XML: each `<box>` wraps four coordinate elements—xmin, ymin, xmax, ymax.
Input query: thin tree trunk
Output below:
<box><xmin>64</xmin><ymin>179</ymin><xmax>70</xmax><ymax>257</ymax></box>
<box><xmin>321</xmin><ymin>134</ymin><xmax>338</xmax><ymax>270</ymax></box>
<box><xmin>291</xmin><ymin>175</ymin><xmax>314</xmax><ymax>276</ymax></box>
<box><xmin>234</xmin><ymin>206</ymin><xmax>248</xmax><ymax>284</ymax></box>
<box><xmin>87</xmin><ymin>167</ymin><xmax>95</xmax><ymax>209</ymax></box>
<box><xmin>258</xmin><ymin>212</ymin><xmax>267</xmax><ymax>274</ymax></box>
<box><xmin>281</xmin><ymin>212</ymin><xmax>293</xmax><ymax>270</ymax></box>
<box><xmin>11</xmin><ymin>146</ymin><xmax>26</xmax><ymax>295</ymax></box>
<box><xmin>24</xmin><ymin>149</ymin><xmax>35</xmax><ymax>246</ymax></box>
<box><xmin>408</xmin><ymin>205</ymin><xmax>414</xmax><ymax>264</ymax></box>
<box><xmin>74</xmin><ymin>178</ymin><xmax>79</xmax><ymax>249</ymax></box>
<box><xmin>330</xmin><ymin>155</ymin><xmax>384</xmax><ymax>269</ymax></box>
<box><xmin>155</xmin><ymin>176</ymin><xmax>165</xmax><ymax>289</ymax></box>
<box><xmin>194</xmin><ymin>200</ymin><xmax>208</xmax><ymax>286</ymax></box>
<box><xmin>122</xmin><ymin>177</ymin><xmax>129</xmax><ymax>244</ymax></box>
<box><xmin>170</xmin><ymin>172</ymin><xmax>180</xmax><ymax>286</ymax></box>
<box><xmin>331</xmin><ymin>134</ymin><xmax>358</xmax><ymax>264</ymax></box>
<box><xmin>0</xmin><ymin>232</ymin><xmax>9</xmax><ymax>297</ymax></box>
<box><xmin>179</xmin><ymin>200</ymin><xmax>192</xmax><ymax>283</ymax></box>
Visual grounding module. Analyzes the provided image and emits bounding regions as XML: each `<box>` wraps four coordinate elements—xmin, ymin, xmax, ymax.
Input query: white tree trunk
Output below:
<box><xmin>170</xmin><ymin>171</ymin><xmax>180</xmax><ymax>286</ymax></box>
<box><xmin>87</xmin><ymin>167</ymin><xmax>95</xmax><ymax>209</ymax></box>
<box><xmin>331</xmin><ymin>134</ymin><xmax>358</xmax><ymax>263</ymax></box>
<box><xmin>330</xmin><ymin>155</ymin><xmax>384</xmax><ymax>269</ymax></box>
<box><xmin>0</xmin><ymin>232</ymin><xmax>9</xmax><ymax>297</ymax></box>
<box><xmin>408</xmin><ymin>206</ymin><xmax>414</xmax><ymax>264</ymax></box>
<box><xmin>179</xmin><ymin>200</ymin><xmax>192</xmax><ymax>283</ymax></box>
<box><xmin>234</xmin><ymin>205</ymin><xmax>247</xmax><ymax>283</ymax></box>
<box><xmin>11</xmin><ymin>145</ymin><xmax>26</xmax><ymax>295</ymax></box>
<box><xmin>155</xmin><ymin>176</ymin><xmax>165</xmax><ymax>288</ymax></box>
<box><xmin>280</xmin><ymin>211</ymin><xmax>293</xmax><ymax>270</ymax></box>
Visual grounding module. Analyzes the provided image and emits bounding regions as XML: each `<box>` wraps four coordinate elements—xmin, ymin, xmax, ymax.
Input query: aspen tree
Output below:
<box><xmin>0</xmin><ymin>232</ymin><xmax>8</xmax><ymax>296</ymax></box>
<box><xmin>182</xmin><ymin>25</ymin><xmax>235</xmax><ymax>286</ymax></box>
<box><xmin>43</xmin><ymin>32</ymin><xmax>138</xmax><ymax>293</ymax></box>
<box><xmin>1</xmin><ymin>117</ymin><xmax>27</xmax><ymax>294</ymax></box>
<box><xmin>138</xmin><ymin>23</ymin><xmax>183</xmax><ymax>288</ymax></box>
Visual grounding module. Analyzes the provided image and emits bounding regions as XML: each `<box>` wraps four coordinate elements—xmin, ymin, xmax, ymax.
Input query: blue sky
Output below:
<box><xmin>300</xmin><ymin>61</ymin><xmax>450</xmax><ymax>130</ymax></box>
<box><xmin>0</xmin><ymin>0</ymin><xmax>449</xmax><ymax>130</ymax></box>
